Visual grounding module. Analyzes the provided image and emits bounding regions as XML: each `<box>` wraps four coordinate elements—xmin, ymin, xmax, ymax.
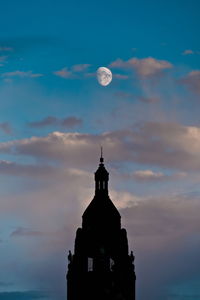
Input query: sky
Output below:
<box><xmin>0</xmin><ymin>0</ymin><xmax>200</xmax><ymax>299</ymax></box>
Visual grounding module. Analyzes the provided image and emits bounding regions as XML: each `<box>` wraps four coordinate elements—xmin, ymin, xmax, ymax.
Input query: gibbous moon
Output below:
<box><xmin>97</xmin><ymin>67</ymin><xmax>112</xmax><ymax>86</ymax></box>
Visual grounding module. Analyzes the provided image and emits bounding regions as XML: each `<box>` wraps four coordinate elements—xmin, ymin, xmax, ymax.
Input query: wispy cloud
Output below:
<box><xmin>131</xmin><ymin>169</ymin><xmax>186</xmax><ymax>182</ymax></box>
<box><xmin>10</xmin><ymin>227</ymin><xmax>44</xmax><ymax>238</ymax></box>
<box><xmin>133</xmin><ymin>169</ymin><xmax>165</xmax><ymax>180</ymax></box>
<box><xmin>53</xmin><ymin>67</ymin><xmax>73</xmax><ymax>79</ymax></box>
<box><xmin>71</xmin><ymin>64</ymin><xmax>90</xmax><ymax>72</ymax></box>
<box><xmin>114</xmin><ymin>91</ymin><xmax>160</xmax><ymax>103</ymax></box>
<box><xmin>28</xmin><ymin>116</ymin><xmax>83</xmax><ymax>129</ymax></box>
<box><xmin>182</xmin><ymin>49</ymin><xmax>200</xmax><ymax>55</ymax></box>
<box><xmin>1</xmin><ymin>70</ymin><xmax>43</xmax><ymax>78</ymax></box>
<box><xmin>113</xmin><ymin>73</ymin><xmax>129</xmax><ymax>79</ymax></box>
<box><xmin>54</xmin><ymin>64</ymin><xmax>91</xmax><ymax>79</ymax></box>
<box><xmin>182</xmin><ymin>49</ymin><xmax>194</xmax><ymax>55</ymax></box>
<box><xmin>139</xmin><ymin>96</ymin><xmax>160</xmax><ymax>103</ymax></box>
<box><xmin>0</xmin><ymin>46</ymin><xmax>13</xmax><ymax>52</ymax></box>
<box><xmin>110</xmin><ymin>57</ymin><xmax>173</xmax><ymax>77</ymax></box>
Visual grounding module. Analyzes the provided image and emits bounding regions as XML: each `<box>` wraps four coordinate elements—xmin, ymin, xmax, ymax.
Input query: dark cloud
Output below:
<box><xmin>28</xmin><ymin>116</ymin><xmax>82</xmax><ymax>129</ymax></box>
<box><xmin>0</xmin><ymin>122</ymin><xmax>12</xmax><ymax>134</ymax></box>
<box><xmin>0</xmin><ymin>160</ymin><xmax>56</xmax><ymax>178</ymax></box>
<box><xmin>60</xmin><ymin>117</ymin><xmax>83</xmax><ymax>128</ymax></box>
<box><xmin>180</xmin><ymin>70</ymin><xmax>200</xmax><ymax>95</ymax></box>
<box><xmin>28</xmin><ymin>116</ymin><xmax>58</xmax><ymax>128</ymax></box>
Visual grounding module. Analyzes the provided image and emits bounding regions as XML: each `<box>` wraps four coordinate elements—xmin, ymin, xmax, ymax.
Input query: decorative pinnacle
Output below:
<box><xmin>100</xmin><ymin>146</ymin><xmax>104</xmax><ymax>163</ymax></box>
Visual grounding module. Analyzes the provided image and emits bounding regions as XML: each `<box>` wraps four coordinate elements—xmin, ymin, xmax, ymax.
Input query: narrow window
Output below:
<box><xmin>88</xmin><ymin>257</ymin><xmax>93</xmax><ymax>271</ymax></box>
<box><xmin>110</xmin><ymin>258</ymin><xmax>114</xmax><ymax>270</ymax></box>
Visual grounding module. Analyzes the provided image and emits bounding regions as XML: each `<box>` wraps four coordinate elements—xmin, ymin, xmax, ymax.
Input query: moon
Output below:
<box><xmin>97</xmin><ymin>67</ymin><xmax>112</xmax><ymax>86</ymax></box>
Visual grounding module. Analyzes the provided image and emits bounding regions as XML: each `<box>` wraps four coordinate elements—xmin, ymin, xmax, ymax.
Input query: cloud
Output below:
<box><xmin>0</xmin><ymin>122</ymin><xmax>12</xmax><ymax>134</ymax></box>
<box><xmin>182</xmin><ymin>49</ymin><xmax>194</xmax><ymax>55</ymax></box>
<box><xmin>131</xmin><ymin>170</ymin><xmax>186</xmax><ymax>182</ymax></box>
<box><xmin>54</xmin><ymin>64</ymin><xmax>91</xmax><ymax>79</ymax></box>
<box><xmin>110</xmin><ymin>190</ymin><xmax>140</xmax><ymax>209</ymax></box>
<box><xmin>139</xmin><ymin>96</ymin><xmax>160</xmax><ymax>103</ymax></box>
<box><xmin>132</xmin><ymin>169</ymin><xmax>165</xmax><ymax>180</ymax></box>
<box><xmin>114</xmin><ymin>92</ymin><xmax>160</xmax><ymax>104</ymax></box>
<box><xmin>0</xmin><ymin>147</ymin><xmax>199</xmax><ymax>300</ymax></box>
<box><xmin>113</xmin><ymin>73</ymin><xmax>129</xmax><ymax>79</ymax></box>
<box><xmin>84</xmin><ymin>72</ymin><xmax>96</xmax><ymax>78</ymax></box>
<box><xmin>110</xmin><ymin>57</ymin><xmax>172</xmax><ymax>77</ymax></box>
<box><xmin>121</xmin><ymin>193</ymin><xmax>200</xmax><ymax>300</ymax></box>
<box><xmin>0</xmin><ymin>160</ymin><xmax>57</xmax><ymax>178</ymax></box>
<box><xmin>114</xmin><ymin>91</ymin><xmax>133</xmax><ymax>99</ymax></box>
<box><xmin>71</xmin><ymin>64</ymin><xmax>90</xmax><ymax>72</ymax></box>
<box><xmin>10</xmin><ymin>227</ymin><xmax>44</xmax><ymax>238</ymax></box>
<box><xmin>180</xmin><ymin>70</ymin><xmax>200</xmax><ymax>95</ymax></box>
<box><xmin>0</xmin><ymin>46</ymin><xmax>13</xmax><ymax>52</ymax></box>
<box><xmin>28</xmin><ymin>116</ymin><xmax>58</xmax><ymax>128</ymax></box>
<box><xmin>61</xmin><ymin>116</ymin><xmax>83</xmax><ymax>128</ymax></box>
<box><xmin>53</xmin><ymin>67</ymin><xmax>73</xmax><ymax>79</ymax></box>
<box><xmin>1</xmin><ymin>71</ymin><xmax>43</xmax><ymax>78</ymax></box>
<box><xmin>1</xmin><ymin>122</ymin><xmax>200</xmax><ymax>170</ymax></box>
<box><xmin>28</xmin><ymin>116</ymin><xmax>83</xmax><ymax>129</ymax></box>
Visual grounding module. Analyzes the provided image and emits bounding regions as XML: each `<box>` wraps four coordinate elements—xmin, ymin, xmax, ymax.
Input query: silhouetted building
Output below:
<box><xmin>67</xmin><ymin>153</ymin><xmax>136</xmax><ymax>300</ymax></box>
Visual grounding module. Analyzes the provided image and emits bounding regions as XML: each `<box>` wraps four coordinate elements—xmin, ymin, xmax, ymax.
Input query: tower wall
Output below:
<box><xmin>67</xmin><ymin>157</ymin><xmax>136</xmax><ymax>300</ymax></box>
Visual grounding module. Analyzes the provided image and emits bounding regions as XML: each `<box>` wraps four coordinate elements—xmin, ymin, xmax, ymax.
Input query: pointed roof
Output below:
<box><xmin>82</xmin><ymin>152</ymin><xmax>121</xmax><ymax>230</ymax></box>
<box><xmin>94</xmin><ymin>147</ymin><xmax>109</xmax><ymax>183</ymax></box>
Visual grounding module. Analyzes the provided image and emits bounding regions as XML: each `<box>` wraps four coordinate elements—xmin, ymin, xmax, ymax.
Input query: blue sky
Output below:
<box><xmin>0</xmin><ymin>1</ymin><xmax>200</xmax><ymax>299</ymax></box>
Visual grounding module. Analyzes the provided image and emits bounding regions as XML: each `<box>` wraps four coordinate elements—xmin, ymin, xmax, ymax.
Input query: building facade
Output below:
<box><xmin>67</xmin><ymin>154</ymin><xmax>136</xmax><ymax>300</ymax></box>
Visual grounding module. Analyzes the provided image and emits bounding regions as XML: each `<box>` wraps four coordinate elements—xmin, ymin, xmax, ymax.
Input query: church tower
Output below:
<box><xmin>67</xmin><ymin>152</ymin><xmax>136</xmax><ymax>300</ymax></box>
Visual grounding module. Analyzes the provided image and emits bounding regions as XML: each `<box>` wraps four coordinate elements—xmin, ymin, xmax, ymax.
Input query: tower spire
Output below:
<box><xmin>95</xmin><ymin>147</ymin><xmax>109</xmax><ymax>194</ymax></box>
<box><xmin>100</xmin><ymin>146</ymin><xmax>104</xmax><ymax>164</ymax></box>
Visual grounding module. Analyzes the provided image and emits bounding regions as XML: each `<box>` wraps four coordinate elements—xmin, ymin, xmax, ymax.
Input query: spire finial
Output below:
<box><xmin>100</xmin><ymin>146</ymin><xmax>104</xmax><ymax>163</ymax></box>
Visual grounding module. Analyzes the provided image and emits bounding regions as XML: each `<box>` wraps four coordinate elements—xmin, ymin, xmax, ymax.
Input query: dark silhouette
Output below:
<box><xmin>67</xmin><ymin>152</ymin><xmax>136</xmax><ymax>300</ymax></box>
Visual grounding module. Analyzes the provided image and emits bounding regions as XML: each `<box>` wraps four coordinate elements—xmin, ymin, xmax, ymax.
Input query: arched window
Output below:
<box><xmin>110</xmin><ymin>258</ymin><xmax>114</xmax><ymax>270</ymax></box>
<box><xmin>88</xmin><ymin>257</ymin><xmax>93</xmax><ymax>271</ymax></box>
